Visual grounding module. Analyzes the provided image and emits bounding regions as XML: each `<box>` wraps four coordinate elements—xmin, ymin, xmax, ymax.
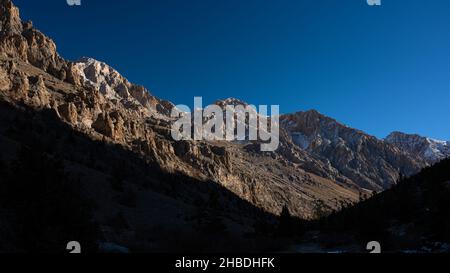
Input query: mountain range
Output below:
<box><xmin>0</xmin><ymin>0</ymin><xmax>449</xmax><ymax>252</ymax></box>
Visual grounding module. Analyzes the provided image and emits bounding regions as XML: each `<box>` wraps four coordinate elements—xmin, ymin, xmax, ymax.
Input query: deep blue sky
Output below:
<box><xmin>14</xmin><ymin>0</ymin><xmax>450</xmax><ymax>140</ymax></box>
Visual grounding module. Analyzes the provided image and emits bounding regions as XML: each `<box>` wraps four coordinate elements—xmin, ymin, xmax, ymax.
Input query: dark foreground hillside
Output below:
<box><xmin>0</xmin><ymin>101</ymin><xmax>282</xmax><ymax>253</ymax></box>
<box><xmin>1</xmin><ymin>98</ymin><xmax>449</xmax><ymax>253</ymax></box>
<box><xmin>305</xmin><ymin>157</ymin><xmax>450</xmax><ymax>252</ymax></box>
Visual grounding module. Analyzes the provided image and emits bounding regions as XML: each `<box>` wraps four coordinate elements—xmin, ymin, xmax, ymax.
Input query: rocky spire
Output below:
<box><xmin>0</xmin><ymin>0</ymin><xmax>23</xmax><ymax>35</ymax></box>
<box><xmin>0</xmin><ymin>0</ymin><xmax>69</xmax><ymax>81</ymax></box>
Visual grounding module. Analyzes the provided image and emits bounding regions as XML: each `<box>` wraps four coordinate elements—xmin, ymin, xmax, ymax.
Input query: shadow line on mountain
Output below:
<box><xmin>0</xmin><ymin>99</ymin><xmax>287</xmax><ymax>253</ymax></box>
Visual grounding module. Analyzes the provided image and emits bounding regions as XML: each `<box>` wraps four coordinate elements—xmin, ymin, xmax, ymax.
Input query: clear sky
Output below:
<box><xmin>13</xmin><ymin>0</ymin><xmax>450</xmax><ymax>140</ymax></box>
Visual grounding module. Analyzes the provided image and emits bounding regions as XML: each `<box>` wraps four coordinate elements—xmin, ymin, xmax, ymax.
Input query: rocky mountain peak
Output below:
<box><xmin>214</xmin><ymin>97</ymin><xmax>249</xmax><ymax>108</ymax></box>
<box><xmin>0</xmin><ymin>0</ymin><xmax>67</xmax><ymax>81</ymax></box>
<box><xmin>281</xmin><ymin>109</ymin><xmax>351</xmax><ymax>138</ymax></box>
<box><xmin>386</xmin><ymin>131</ymin><xmax>450</xmax><ymax>164</ymax></box>
<box><xmin>0</xmin><ymin>0</ymin><xmax>22</xmax><ymax>35</ymax></box>
<box><xmin>280</xmin><ymin>111</ymin><xmax>426</xmax><ymax>191</ymax></box>
<box><xmin>71</xmin><ymin>57</ymin><xmax>173</xmax><ymax>117</ymax></box>
<box><xmin>72</xmin><ymin>57</ymin><xmax>130</xmax><ymax>99</ymax></box>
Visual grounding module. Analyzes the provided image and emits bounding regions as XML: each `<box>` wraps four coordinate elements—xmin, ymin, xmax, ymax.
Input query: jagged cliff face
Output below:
<box><xmin>281</xmin><ymin>111</ymin><xmax>427</xmax><ymax>191</ymax></box>
<box><xmin>0</xmin><ymin>0</ymin><xmax>67</xmax><ymax>80</ymax></box>
<box><xmin>0</xmin><ymin>0</ymin><xmax>21</xmax><ymax>34</ymax></box>
<box><xmin>386</xmin><ymin>132</ymin><xmax>450</xmax><ymax>164</ymax></box>
<box><xmin>71</xmin><ymin>57</ymin><xmax>174</xmax><ymax>117</ymax></box>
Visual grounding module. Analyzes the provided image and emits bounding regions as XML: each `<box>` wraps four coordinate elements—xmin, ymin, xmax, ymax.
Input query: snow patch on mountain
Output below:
<box><xmin>291</xmin><ymin>132</ymin><xmax>310</xmax><ymax>150</ymax></box>
<box><xmin>385</xmin><ymin>132</ymin><xmax>450</xmax><ymax>164</ymax></box>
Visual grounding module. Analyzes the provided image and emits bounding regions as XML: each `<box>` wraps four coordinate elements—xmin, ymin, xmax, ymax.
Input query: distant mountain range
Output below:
<box><xmin>0</xmin><ymin>0</ymin><xmax>448</xmax><ymax>252</ymax></box>
<box><xmin>386</xmin><ymin>131</ymin><xmax>450</xmax><ymax>164</ymax></box>
<box><xmin>283</xmin><ymin>111</ymin><xmax>425</xmax><ymax>191</ymax></box>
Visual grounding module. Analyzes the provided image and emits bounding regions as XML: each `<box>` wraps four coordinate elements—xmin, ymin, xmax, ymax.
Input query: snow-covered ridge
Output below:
<box><xmin>423</xmin><ymin>138</ymin><xmax>450</xmax><ymax>162</ymax></box>
<box><xmin>385</xmin><ymin>132</ymin><xmax>450</xmax><ymax>164</ymax></box>
<box><xmin>214</xmin><ymin>97</ymin><xmax>250</xmax><ymax>108</ymax></box>
<box><xmin>281</xmin><ymin>111</ymin><xmax>449</xmax><ymax>166</ymax></box>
